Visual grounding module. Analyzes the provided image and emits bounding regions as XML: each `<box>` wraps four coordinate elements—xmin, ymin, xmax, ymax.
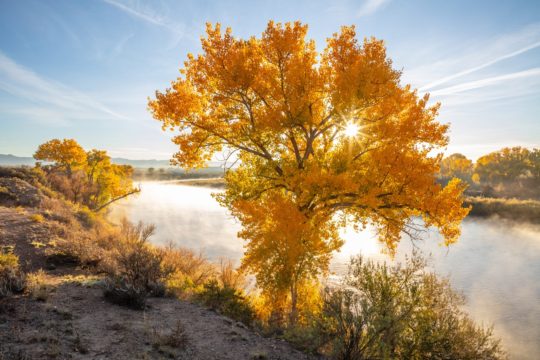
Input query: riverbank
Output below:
<box><xmin>465</xmin><ymin>196</ymin><xmax>540</xmax><ymax>224</ymax></box>
<box><xmin>0</xmin><ymin>168</ymin><xmax>316</xmax><ymax>359</ymax></box>
<box><xmin>177</xmin><ymin>178</ymin><xmax>540</xmax><ymax>224</ymax></box>
<box><xmin>177</xmin><ymin>178</ymin><xmax>226</xmax><ymax>189</ymax></box>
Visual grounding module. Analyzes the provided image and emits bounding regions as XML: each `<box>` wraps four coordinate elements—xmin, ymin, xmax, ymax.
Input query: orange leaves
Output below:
<box><xmin>422</xmin><ymin>178</ymin><xmax>471</xmax><ymax>246</ymax></box>
<box><xmin>150</xmin><ymin>20</ymin><xmax>470</xmax><ymax>259</ymax></box>
<box><xmin>233</xmin><ymin>193</ymin><xmax>341</xmax><ymax>295</ymax></box>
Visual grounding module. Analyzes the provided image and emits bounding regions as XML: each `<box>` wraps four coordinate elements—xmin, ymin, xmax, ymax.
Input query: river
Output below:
<box><xmin>109</xmin><ymin>181</ymin><xmax>540</xmax><ymax>359</ymax></box>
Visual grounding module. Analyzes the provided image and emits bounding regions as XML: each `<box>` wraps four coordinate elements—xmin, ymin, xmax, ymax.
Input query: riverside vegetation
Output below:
<box><xmin>1</xmin><ymin>20</ymin><xmax>512</xmax><ymax>359</ymax></box>
<box><xmin>439</xmin><ymin>148</ymin><xmax>540</xmax><ymax>223</ymax></box>
<box><xmin>0</xmin><ymin>144</ymin><xmax>505</xmax><ymax>358</ymax></box>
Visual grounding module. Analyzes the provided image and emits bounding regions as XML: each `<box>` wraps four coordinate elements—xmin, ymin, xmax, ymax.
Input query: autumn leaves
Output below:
<box><xmin>149</xmin><ymin>21</ymin><xmax>469</xmax><ymax>323</ymax></box>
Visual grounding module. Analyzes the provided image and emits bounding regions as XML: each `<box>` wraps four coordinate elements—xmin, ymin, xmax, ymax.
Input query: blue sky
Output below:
<box><xmin>0</xmin><ymin>0</ymin><xmax>539</xmax><ymax>160</ymax></box>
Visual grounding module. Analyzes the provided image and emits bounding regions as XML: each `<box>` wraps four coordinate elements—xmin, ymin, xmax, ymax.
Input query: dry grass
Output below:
<box><xmin>26</xmin><ymin>270</ymin><xmax>55</xmax><ymax>301</ymax></box>
<box><xmin>0</xmin><ymin>251</ymin><xmax>26</xmax><ymax>297</ymax></box>
<box><xmin>29</xmin><ymin>213</ymin><xmax>44</xmax><ymax>223</ymax></box>
<box><xmin>178</xmin><ymin>178</ymin><xmax>225</xmax><ymax>188</ymax></box>
<box><xmin>150</xmin><ymin>320</ymin><xmax>189</xmax><ymax>350</ymax></box>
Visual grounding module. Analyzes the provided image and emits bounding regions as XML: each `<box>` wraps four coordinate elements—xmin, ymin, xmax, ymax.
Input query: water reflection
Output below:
<box><xmin>109</xmin><ymin>181</ymin><xmax>540</xmax><ymax>360</ymax></box>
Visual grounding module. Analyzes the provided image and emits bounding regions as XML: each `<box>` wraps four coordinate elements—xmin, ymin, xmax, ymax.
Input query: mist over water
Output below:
<box><xmin>110</xmin><ymin>181</ymin><xmax>540</xmax><ymax>360</ymax></box>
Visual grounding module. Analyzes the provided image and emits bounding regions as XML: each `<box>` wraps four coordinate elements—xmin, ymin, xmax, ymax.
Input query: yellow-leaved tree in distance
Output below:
<box><xmin>149</xmin><ymin>21</ymin><xmax>470</xmax><ymax>324</ymax></box>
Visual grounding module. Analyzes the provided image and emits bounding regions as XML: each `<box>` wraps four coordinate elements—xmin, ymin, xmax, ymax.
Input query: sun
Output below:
<box><xmin>344</xmin><ymin>122</ymin><xmax>359</xmax><ymax>137</ymax></box>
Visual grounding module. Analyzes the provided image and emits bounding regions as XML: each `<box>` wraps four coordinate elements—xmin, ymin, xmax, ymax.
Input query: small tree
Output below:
<box><xmin>34</xmin><ymin>139</ymin><xmax>138</xmax><ymax>211</ymax></box>
<box><xmin>34</xmin><ymin>138</ymin><xmax>87</xmax><ymax>176</ymax></box>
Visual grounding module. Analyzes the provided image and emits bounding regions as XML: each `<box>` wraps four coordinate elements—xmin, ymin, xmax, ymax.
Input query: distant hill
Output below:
<box><xmin>0</xmin><ymin>154</ymin><xmax>223</xmax><ymax>170</ymax></box>
<box><xmin>0</xmin><ymin>154</ymin><xmax>35</xmax><ymax>166</ymax></box>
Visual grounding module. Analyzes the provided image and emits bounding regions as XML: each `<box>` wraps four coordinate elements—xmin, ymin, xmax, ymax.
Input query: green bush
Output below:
<box><xmin>315</xmin><ymin>254</ymin><xmax>505</xmax><ymax>360</ymax></box>
<box><xmin>196</xmin><ymin>280</ymin><xmax>254</xmax><ymax>325</ymax></box>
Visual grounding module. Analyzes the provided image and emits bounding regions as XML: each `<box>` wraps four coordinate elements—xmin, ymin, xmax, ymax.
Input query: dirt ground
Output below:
<box><xmin>0</xmin><ymin>205</ymin><xmax>319</xmax><ymax>360</ymax></box>
<box><xmin>0</xmin><ymin>282</ymin><xmax>316</xmax><ymax>360</ymax></box>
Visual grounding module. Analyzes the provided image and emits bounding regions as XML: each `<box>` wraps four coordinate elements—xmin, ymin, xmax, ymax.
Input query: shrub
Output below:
<box><xmin>40</xmin><ymin>197</ymin><xmax>76</xmax><ymax>225</ymax></box>
<box><xmin>76</xmin><ymin>207</ymin><xmax>97</xmax><ymax>229</ymax></box>
<box><xmin>103</xmin><ymin>277</ymin><xmax>147</xmax><ymax>309</ymax></box>
<box><xmin>315</xmin><ymin>254</ymin><xmax>505</xmax><ymax>360</ymax></box>
<box><xmin>46</xmin><ymin>228</ymin><xmax>103</xmax><ymax>267</ymax></box>
<box><xmin>196</xmin><ymin>279</ymin><xmax>254</xmax><ymax>325</ymax></box>
<box><xmin>0</xmin><ymin>251</ymin><xmax>26</xmax><ymax>297</ymax></box>
<box><xmin>102</xmin><ymin>220</ymin><xmax>172</xmax><ymax>309</ymax></box>
<box><xmin>26</xmin><ymin>270</ymin><xmax>54</xmax><ymax>301</ymax></box>
<box><xmin>150</xmin><ymin>320</ymin><xmax>189</xmax><ymax>350</ymax></box>
<box><xmin>217</xmin><ymin>258</ymin><xmax>245</xmax><ymax>290</ymax></box>
<box><xmin>161</xmin><ymin>244</ymin><xmax>215</xmax><ymax>298</ymax></box>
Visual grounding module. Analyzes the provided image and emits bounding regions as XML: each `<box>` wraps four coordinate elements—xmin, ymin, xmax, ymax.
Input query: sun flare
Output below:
<box><xmin>344</xmin><ymin>122</ymin><xmax>359</xmax><ymax>137</ymax></box>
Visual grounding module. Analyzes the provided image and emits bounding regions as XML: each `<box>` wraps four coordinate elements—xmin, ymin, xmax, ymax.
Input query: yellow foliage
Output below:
<box><xmin>253</xmin><ymin>279</ymin><xmax>322</xmax><ymax>327</ymax></box>
<box><xmin>440</xmin><ymin>153</ymin><xmax>473</xmax><ymax>180</ymax></box>
<box><xmin>33</xmin><ymin>138</ymin><xmax>137</xmax><ymax>211</ymax></box>
<box><xmin>149</xmin><ymin>21</ymin><xmax>470</xmax><ymax>323</ymax></box>
<box><xmin>30</xmin><ymin>213</ymin><xmax>45</xmax><ymax>223</ymax></box>
<box><xmin>474</xmin><ymin>146</ymin><xmax>534</xmax><ymax>184</ymax></box>
<box><xmin>34</xmin><ymin>138</ymin><xmax>87</xmax><ymax>174</ymax></box>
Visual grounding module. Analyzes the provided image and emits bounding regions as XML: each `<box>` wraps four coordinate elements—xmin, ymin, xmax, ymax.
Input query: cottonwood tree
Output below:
<box><xmin>34</xmin><ymin>138</ymin><xmax>87</xmax><ymax>177</ymax></box>
<box><xmin>439</xmin><ymin>153</ymin><xmax>473</xmax><ymax>183</ymax></box>
<box><xmin>34</xmin><ymin>139</ymin><xmax>138</xmax><ymax>211</ymax></box>
<box><xmin>475</xmin><ymin>147</ymin><xmax>533</xmax><ymax>185</ymax></box>
<box><xmin>149</xmin><ymin>22</ymin><xmax>469</xmax><ymax>322</ymax></box>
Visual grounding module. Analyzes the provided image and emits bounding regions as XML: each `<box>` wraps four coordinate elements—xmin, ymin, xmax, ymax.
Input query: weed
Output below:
<box><xmin>29</xmin><ymin>213</ymin><xmax>44</xmax><ymax>223</ymax></box>
<box><xmin>0</xmin><ymin>251</ymin><xmax>26</xmax><ymax>297</ymax></box>
<box><xmin>26</xmin><ymin>270</ymin><xmax>54</xmax><ymax>301</ymax></box>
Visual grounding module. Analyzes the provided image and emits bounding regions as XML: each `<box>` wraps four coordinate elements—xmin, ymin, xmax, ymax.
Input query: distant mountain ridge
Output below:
<box><xmin>0</xmin><ymin>154</ymin><xmax>177</xmax><ymax>168</ymax></box>
<box><xmin>0</xmin><ymin>154</ymin><xmax>35</xmax><ymax>166</ymax></box>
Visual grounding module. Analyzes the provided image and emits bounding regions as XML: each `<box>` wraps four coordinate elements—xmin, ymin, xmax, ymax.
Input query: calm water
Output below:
<box><xmin>109</xmin><ymin>181</ymin><xmax>540</xmax><ymax>359</ymax></box>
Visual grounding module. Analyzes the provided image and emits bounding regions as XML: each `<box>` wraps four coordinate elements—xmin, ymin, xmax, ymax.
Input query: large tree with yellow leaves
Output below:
<box><xmin>149</xmin><ymin>22</ymin><xmax>469</xmax><ymax>322</ymax></box>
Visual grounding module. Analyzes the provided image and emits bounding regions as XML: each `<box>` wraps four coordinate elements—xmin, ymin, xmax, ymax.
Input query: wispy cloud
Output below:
<box><xmin>420</xmin><ymin>40</ymin><xmax>540</xmax><ymax>91</ymax></box>
<box><xmin>0</xmin><ymin>51</ymin><xmax>128</xmax><ymax>124</ymax></box>
<box><xmin>112</xmin><ymin>32</ymin><xmax>135</xmax><ymax>58</ymax></box>
<box><xmin>102</xmin><ymin>0</ymin><xmax>186</xmax><ymax>37</ymax></box>
<box><xmin>357</xmin><ymin>0</ymin><xmax>390</xmax><ymax>17</ymax></box>
<box><xmin>405</xmin><ymin>23</ymin><xmax>540</xmax><ymax>89</ymax></box>
<box><xmin>429</xmin><ymin>68</ymin><xmax>540</xmax><ymax>97</ymax></box>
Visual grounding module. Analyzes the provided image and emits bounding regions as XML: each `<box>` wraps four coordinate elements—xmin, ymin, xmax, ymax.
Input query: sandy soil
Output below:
<box><xmin>1</xmin><ymin>282</ymin><xmax>316</xmax><ymax>359</ymax></box>
<box><xmin>0</xmin><ymin>205</ymin><xmax>319</xmax><ymax>360</ymax></box>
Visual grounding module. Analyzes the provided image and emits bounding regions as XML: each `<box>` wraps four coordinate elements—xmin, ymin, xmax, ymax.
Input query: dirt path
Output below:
<box><xmin>1</xmin><ymin>281</ymin><xmax>317</xmax><ymax>360</ymax></box>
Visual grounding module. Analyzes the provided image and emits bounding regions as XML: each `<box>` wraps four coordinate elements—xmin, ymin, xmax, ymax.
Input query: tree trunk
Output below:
<box><xmin>289</xmin><ymin>281</ymin><xmax>298</xmax><ymax>326</ymax></box>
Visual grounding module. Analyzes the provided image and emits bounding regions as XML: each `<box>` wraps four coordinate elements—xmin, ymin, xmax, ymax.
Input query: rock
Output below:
<box><xmin>0</xmin><ymin>177</ymin><xmax>43</xmax><ymax>207</ymax></box>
